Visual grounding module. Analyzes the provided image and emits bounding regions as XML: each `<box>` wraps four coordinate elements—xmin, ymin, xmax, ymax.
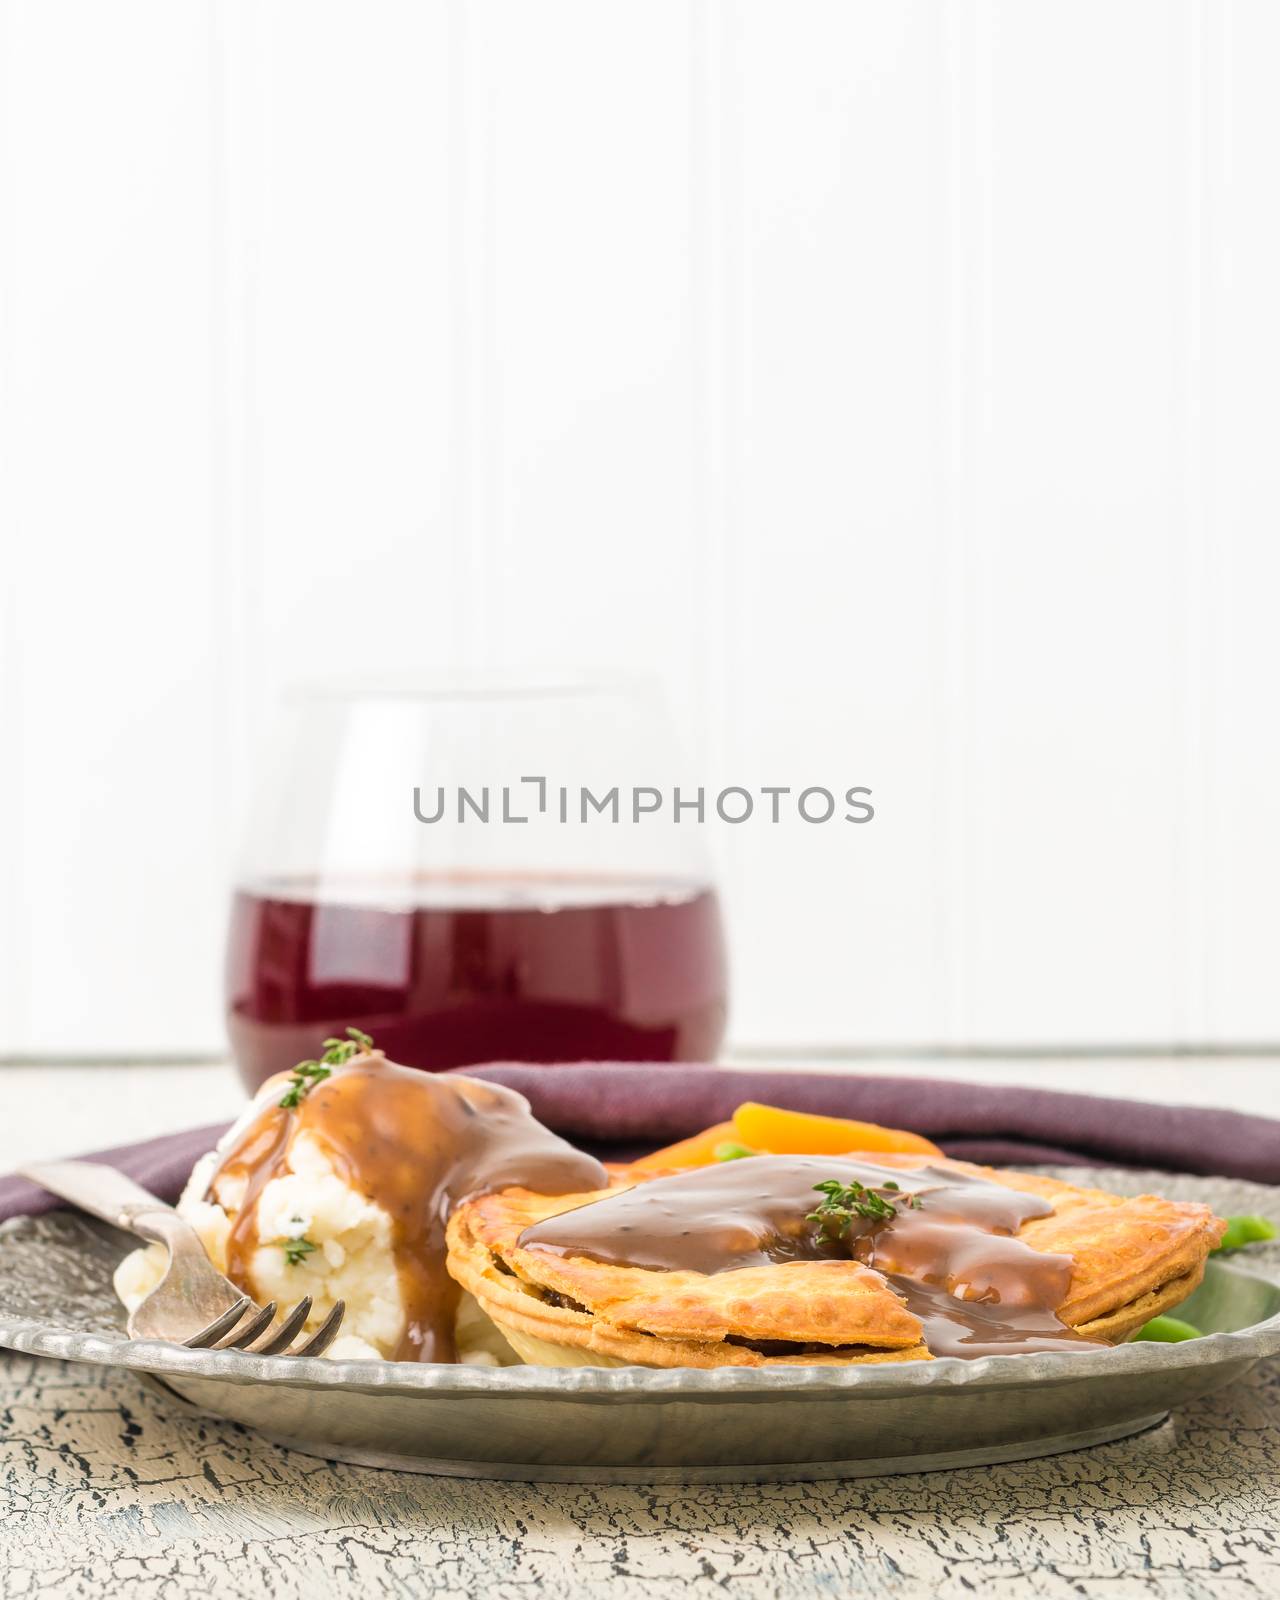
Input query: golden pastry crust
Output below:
<box><xmin>446</xmin><ymin>1188</ymin><xmax>930</xmax><ymax>1368</ymax></box>
<box><xmin>445</xmin><ymin>1157</ymin><xmax>1225</xmax><ymax>1369</ymax></box>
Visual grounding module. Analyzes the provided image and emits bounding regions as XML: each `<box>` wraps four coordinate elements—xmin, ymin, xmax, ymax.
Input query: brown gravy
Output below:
<box><xmin>213</xmin><ymin>1053</ymin><xmax>605</xmax><ymax>1361</ymax></box>
<box><xmin>519</xmin><ymin>1156</ymin><xmax>1105</xmax><ymax>1358</ymax></box>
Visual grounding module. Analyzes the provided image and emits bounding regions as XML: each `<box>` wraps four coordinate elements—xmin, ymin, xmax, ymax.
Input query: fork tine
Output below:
<box><xmin>184</xmin><ymin>1296</ymin><xmax>254</xmax><ymax>1349</ymax></box>
<box><xmin>292</xmin><ymin>1300</ymin><xmax>345</xmax><ymax>1357</ymax></box>
<box><xmin>216</xmin><ymin>1300</ymin><xmax>278</xmax><ymax>1350</ymax></box>
<box><xmin>248</xmin><ymin>1296</ymin><xmax>313</xmax><ymax>1356</ymax></box>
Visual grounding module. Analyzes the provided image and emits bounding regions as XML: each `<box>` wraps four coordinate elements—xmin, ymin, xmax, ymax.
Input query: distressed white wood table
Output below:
<box><xmin>0</xmin><ymin>1353</ymin><xmax>1276</xmax><ymax>1599</ymax></box>
<box><xmin>2</xmin><ymin>1056</ymin><xmax>1278</xmax><ymax>1599</ymax></box>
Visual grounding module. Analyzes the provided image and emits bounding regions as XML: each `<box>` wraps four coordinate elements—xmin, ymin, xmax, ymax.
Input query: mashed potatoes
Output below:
<box><xmin>113</xmin><ymin>1093</ymin><xmax>507</xmax><ymax>1363</ymax></box>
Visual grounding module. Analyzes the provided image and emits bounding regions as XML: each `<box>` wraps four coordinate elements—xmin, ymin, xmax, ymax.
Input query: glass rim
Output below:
<box><xmin>280</xmin><ymin>670</ymin><xmax>662</xmax><ymax>706</ymax></box>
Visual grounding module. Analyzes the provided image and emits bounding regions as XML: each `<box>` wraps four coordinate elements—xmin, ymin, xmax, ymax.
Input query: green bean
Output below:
<box><xmin>713</xmin><ymin>1141</ymin><xmax>759</xmax><ymax>1162</ymax></box>
<box><xmin>1133</xmin><ymin>1314</ymin><xmax>1203</xmax><ymax>1343</ymax></box>
<box><xmin>1212</xmin><ymin>1214</ymin><xmax>1277</xmax><ymax>1255</ymax></box>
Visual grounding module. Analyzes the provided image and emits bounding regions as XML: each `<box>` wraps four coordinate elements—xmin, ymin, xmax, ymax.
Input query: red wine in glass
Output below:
<box><xmin>226</xmin><ymin>872</ymin><xmax>728</xmax><ymax>1092</ymax></box>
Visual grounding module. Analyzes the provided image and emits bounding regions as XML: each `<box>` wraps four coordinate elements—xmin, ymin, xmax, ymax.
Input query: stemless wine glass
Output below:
<box><xmin>225</xmin><ymin>677</ymin><xmax>728</xmax><ymax>1092</ymax></box>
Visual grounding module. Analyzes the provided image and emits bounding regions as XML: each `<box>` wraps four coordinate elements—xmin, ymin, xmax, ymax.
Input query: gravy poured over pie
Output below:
<box><xmin>447</xmin><ymin>1153</ymin><xmax>1225</xmax><ymax>1368</ymax></box>
<box><xmin>518</xmin><ymin>1156</ymin><xmax>1103</xmax><ymax>1358</ymax></box>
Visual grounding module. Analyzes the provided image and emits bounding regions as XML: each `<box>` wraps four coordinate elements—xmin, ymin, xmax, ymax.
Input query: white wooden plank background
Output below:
<box><xmin>2</xmin><ymin>0</ymin><xmax>1278</xmax><ymax>1057</ymax></box>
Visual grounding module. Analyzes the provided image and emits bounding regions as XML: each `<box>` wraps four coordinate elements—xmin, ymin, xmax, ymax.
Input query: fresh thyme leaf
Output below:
<box><xmin>278</xmin><ymin>1028</ymin><xmax>376</xmax><ymax>1108</ymax></box>
<box><xmin>281</xmin><ymin>1236</ymin><xmax>319</xmax><ymax>1267</ymax></box>
<box><xmin>806</xmin><ymin>1177</ymin><xmax>920</xmax><ymax>1238</ymax></box>
<box><xmin>319</xmin><ymin>1025</ymin><xmax>375</xmax><ymax>1065</ymax></box>
<box><xmin>278</xmin><ymin>1060</ymin><xmax>331</xmax><ymax>1108</ymax></box>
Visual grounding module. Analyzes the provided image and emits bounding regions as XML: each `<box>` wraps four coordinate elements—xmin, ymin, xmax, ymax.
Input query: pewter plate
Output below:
<box><xmin>1</xmin><ymin>1167</ymin><xmax>1278</xmax><ymax>1483</ymax></box>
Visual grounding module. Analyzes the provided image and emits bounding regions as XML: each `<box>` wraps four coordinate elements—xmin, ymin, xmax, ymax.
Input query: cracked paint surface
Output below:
<box><xmin>0</xmin><ymin>1351</ymin><xmax>1276</xmax><ymax>1600</ymax></box>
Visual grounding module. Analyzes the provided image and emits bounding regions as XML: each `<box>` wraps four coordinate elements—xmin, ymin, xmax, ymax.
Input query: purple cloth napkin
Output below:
<box><xmin>0</xmin><ymin>1123</ymin><xmax>230</xmax><ymax>1225</ymax></box>
<box><xmin>461</xmin><ymin>1064</ymin><xmax>1280</xmax><ymax>1180</ymax></box>
<box><xmin>2</xmin><ymin>1065</ymin><xmax>1277</xmax><ymax>1222</ymax></box>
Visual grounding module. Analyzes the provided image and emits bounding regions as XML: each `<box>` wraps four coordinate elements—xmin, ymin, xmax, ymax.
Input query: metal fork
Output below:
<box><xmin>19</xmin><ymin>1159</ymin><xmax>345</xmax><ymax>1357</ymax></box>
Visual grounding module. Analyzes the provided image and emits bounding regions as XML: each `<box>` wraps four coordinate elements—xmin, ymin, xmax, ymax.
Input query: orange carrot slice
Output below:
<box><xmin>731</xmin><ymin>1101</ymin><xmax>941</xmax><ymax>1158</ymax></box>
<box><xmin>631</xmin><ymin>1121</ymin><xmax>738</xmax><ymax>1170</ymax></box>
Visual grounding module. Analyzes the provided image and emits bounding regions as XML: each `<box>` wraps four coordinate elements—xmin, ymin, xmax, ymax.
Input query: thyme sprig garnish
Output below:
<box><xmin>807</xmin><ymin>1177</ymin><xmax>922</xmax><ymax>1239</ymax></box>
<box><xmin>280</xmin><ymin>1237</ymin><xmax>319</xmax><ymax>1268</ymax></box>
<box><xmin>278</xmin><ymin>1026</ymin><xmax>375</xmax><ymax>1109</ymax></box>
